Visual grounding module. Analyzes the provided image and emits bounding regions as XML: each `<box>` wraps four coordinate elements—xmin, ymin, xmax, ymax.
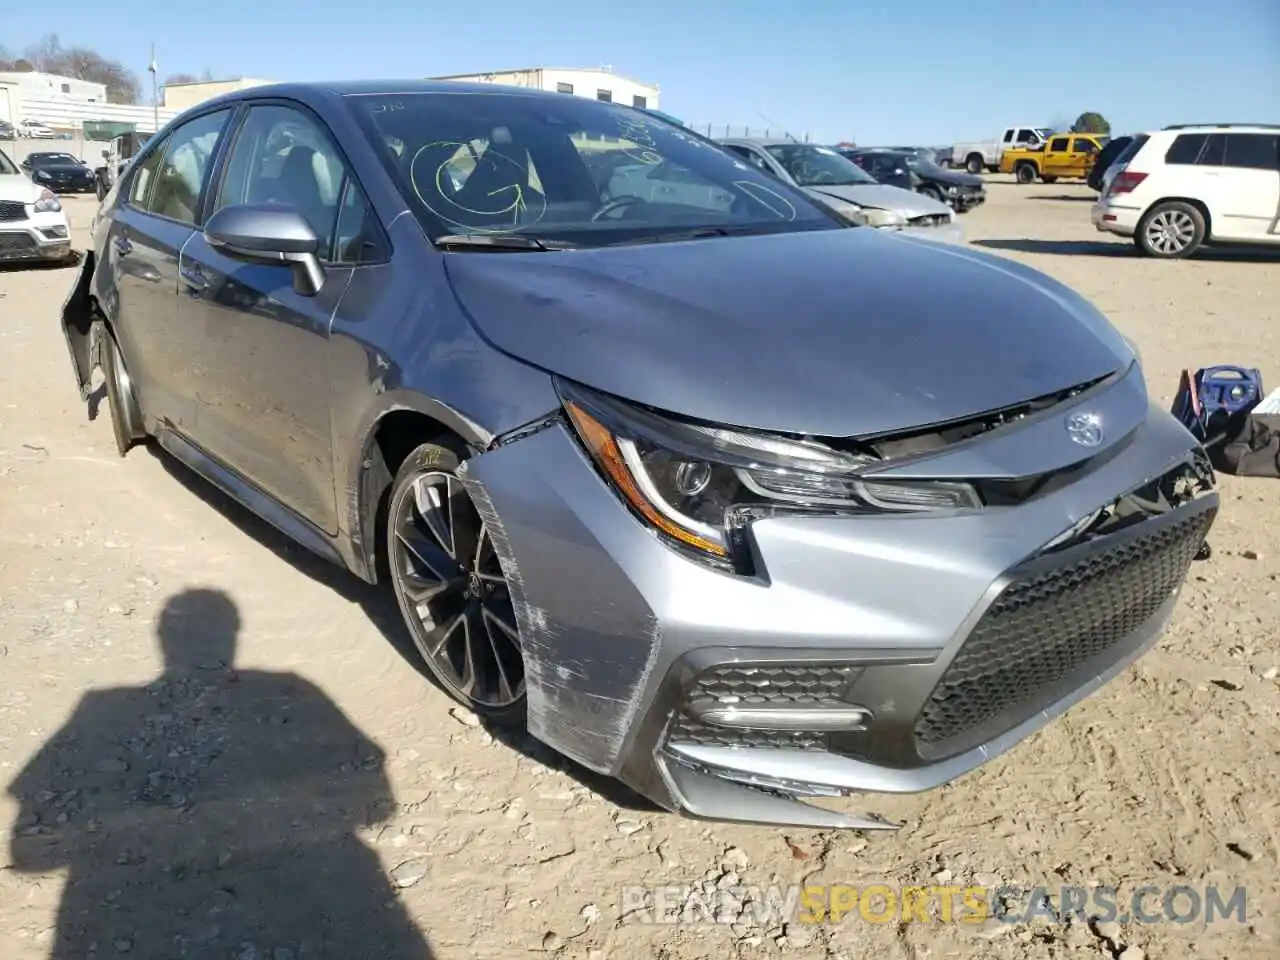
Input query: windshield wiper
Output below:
<box><xmin>434</xmin><ymin>233</ymin><xmax>576</xmax><ymax>252</ymax></box>
<box><xmin>608</xmin><ymin>225</ymin><xmax>763</xmax><ymax>247</ymax></box>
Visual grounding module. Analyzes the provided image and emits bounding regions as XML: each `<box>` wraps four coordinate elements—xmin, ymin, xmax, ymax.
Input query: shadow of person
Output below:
<box><xmin>8</xmin><ymin>588</ymin><xmax>434</xmax><ymax>959</ymax></box>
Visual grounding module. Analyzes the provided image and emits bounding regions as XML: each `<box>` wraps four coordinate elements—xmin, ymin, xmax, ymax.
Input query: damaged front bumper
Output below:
<box><xmin>458</xmin><ymin>379</ymin><xmax>1216</xmax><ymax>829</ymax></box>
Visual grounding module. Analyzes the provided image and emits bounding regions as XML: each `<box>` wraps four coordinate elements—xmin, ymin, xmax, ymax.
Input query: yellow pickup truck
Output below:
<box><xmin>999</xmin><ymin>133</ymin><xmax>1108</xmax><ymax>184</ymax></box>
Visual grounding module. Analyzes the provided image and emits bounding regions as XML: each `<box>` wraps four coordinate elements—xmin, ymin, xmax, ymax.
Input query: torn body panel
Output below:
<box><xmin>459</xmin><ymin>427</ymin><xmax>664</xmax><ymax>774</ymax></box>
<box><xmin>61</xmin><ymin>251</ymin><xmax>97</xmax><ymax>401</ymax></box>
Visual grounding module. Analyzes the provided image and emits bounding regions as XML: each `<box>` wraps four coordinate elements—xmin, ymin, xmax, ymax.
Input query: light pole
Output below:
<box><xmin>148</xmin><ymin>44</ymin><xmax>158</xmax><ymax>133</ymax></box>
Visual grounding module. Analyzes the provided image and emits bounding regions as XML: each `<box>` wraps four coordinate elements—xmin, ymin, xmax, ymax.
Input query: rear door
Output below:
<box><xmin>1212</xmin><ymin>133</ymin><xmax>1280</xmax><ymax>241</ymax></box>
<box><xmin>102</xmin><ymin>108</ymin><xmax>234</xmax><ymax>433</ymax></box>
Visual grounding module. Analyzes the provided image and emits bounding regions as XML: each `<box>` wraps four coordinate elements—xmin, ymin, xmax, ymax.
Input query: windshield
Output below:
<box><xmin>905</xmin><ymin>155</ymin><xmax>949</xmax><ymax>177</ymax></box>
<box><xmin>349</xmin><ymin>92</ymin><xmax>838</xmax><ymax>247</ymax></box>
<box><xmin>764</xmin><ymin>144</ymin><xmax>878</xmax><ymax>186</ymax></box>
<box><xmin>29</xmin><ymin>153</ymin><xmax>78</xmax><ymax>166</ymax></box>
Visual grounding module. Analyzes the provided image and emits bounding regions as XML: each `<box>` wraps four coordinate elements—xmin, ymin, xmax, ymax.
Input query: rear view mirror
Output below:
<box><xmin>203</xmin><ymin>203</ymin><xmax>326</xmax><ymax>297</ymax></box>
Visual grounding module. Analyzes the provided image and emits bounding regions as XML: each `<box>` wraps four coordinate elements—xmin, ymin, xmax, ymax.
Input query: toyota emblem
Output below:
<box><xmin>1065</xmin><ymin>412</ymin><xmax>1104</xmax><ymax>447</ymax></box>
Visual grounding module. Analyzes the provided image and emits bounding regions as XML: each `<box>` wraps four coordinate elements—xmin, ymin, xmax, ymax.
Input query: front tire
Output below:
<box><xmin>95</xmin><ymin>321</ymin><xmax>146</xmax><ymax>456</ymax></box>
<box><xmin>1136</xmin><ymin>201</ymin><xmax>1206</xmax><ymax>259</ymax></box>
<box><xmin>1015</xmin><ymin>163</ymin><xmax>1037</xmax><ymax>184</ymax></box>
<box><xmin>919</xmin><ymin>185</ymin><xmax>943</xmax><ymax>203</ymax></box>
<box><xmin>386</xmin><ymin>439</ymin><xmax>527</xmax><ymax>728</ymax></box>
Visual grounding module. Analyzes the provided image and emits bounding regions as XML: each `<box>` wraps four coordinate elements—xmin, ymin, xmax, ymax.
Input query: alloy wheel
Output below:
<box><xmin>1144</xmin><ymin>208</ymin><xmax>1197</xmax><ymax>256</ymax></box>
<box><xmin>389</xmin><ymin>470</ymin><xmax>524</xmax><ymax>710</ymax></box>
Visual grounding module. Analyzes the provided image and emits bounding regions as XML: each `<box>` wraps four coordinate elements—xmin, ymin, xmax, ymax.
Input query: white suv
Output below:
<box><xmin>1092</xmin><ymin>124</ymin><xmax>1280</xmax><ymax>258</ymax></box>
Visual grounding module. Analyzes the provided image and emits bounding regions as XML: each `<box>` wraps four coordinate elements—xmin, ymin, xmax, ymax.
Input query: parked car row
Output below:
<box><xmin>841</xmin><ymin>147</ymin><xmax>986</xmax><ymax>212</ymax></box>
<box><xmin>0</xmin><ymin>145</ymin><xmax>75</xmax><ymax>263</ymax></box>
<box><xmin>716</xmin><ymin>138</ymin><xmax>965</xmax><ymax>241</ymax></box>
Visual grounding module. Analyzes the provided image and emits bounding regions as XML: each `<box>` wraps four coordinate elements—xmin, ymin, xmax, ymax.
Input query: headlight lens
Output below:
<box><xmin>32</xmin><ymin>188</ymin><xmax>62</xmax><ymax>213</ymax></box>
<box><xmin>859</xmin><ymin>207</ymin><xmax>908</xmax><ymax>229</ymax></box>
<box><xmin>824</xmin><ymin>201</ymin><xmax>869</xmax><ymax>226</ymax></box>
<box><xmin>33</xmin><ymin>169</ymin><xmax>50</xmax><ymax>180</ymax></box>
<box><xmin>559</xmin><ymin>380</ymin><xmax>981</xmax><ymax>569</ymax></box>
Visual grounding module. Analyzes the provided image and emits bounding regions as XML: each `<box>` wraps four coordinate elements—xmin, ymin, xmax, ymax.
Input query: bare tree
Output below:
<box><xmin>165</xmin><ymin>72</ymin><xmax>200</xmax><ymax>85</ymax></box>
<box><xmin>20</xmin><ymin>33</ymin><xmax>141</xmax><ymax>104</ymax></box>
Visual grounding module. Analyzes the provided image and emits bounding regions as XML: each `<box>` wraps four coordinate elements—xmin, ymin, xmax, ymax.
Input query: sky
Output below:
<box><xmin>5</xmin><ymin>0</ymin><xmax>1279</xmax><ymax>144</ymax></box>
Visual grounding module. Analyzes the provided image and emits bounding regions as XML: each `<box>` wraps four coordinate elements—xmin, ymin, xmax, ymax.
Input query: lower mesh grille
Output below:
<box><xmin>667</xmin><ymin>664</ymin><xmax>855</xmax><ymax>751</ymax></box>
<box><xmin>913</xmin><ymin>505</ymin><xmax>1215</xmax><ymax>757</ymax></box>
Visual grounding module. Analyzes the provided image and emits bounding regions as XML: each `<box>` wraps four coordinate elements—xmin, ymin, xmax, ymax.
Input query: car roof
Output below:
<box><xmin>204</xmin><ymin>78</ymin><xmax>593</xmax><ymax>106</ymax></box>
<box><xmin>716</xmin><ymin>137</ymin><xmax>810</xmax><ymax>148</ymax></box>
<box><xmin>1160</xmin><ymin>123</ymin><xmax>1280</xmax><ymax>133</ymax></box>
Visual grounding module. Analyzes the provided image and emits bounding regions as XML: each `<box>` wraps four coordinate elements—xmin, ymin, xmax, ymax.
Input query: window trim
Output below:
<box><xmin>123</xmin><ymin>132</ymin><xmax>173</xmax><ymax>212</ymax></box>
<box><xmin>1049</xmin><ymin>136</ymin><xmax>1070</xmax><ymax>152</ymax></box>
<box><xmin>122</xmin><ymin>105</ymin><xmax>236</xmax><ymax>228</ymax></box>
<box><xmin>205</xmin><ymin>97</ymin><xmax>392</xmax><ymax>267</ymax></box>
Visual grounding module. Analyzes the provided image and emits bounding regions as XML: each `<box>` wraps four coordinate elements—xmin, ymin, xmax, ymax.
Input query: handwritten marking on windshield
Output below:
<box><xmin>410</xmin><ymin>140</ymin><xmax>547</xmax><ymax>232</ymax></box>
<box><xmin>732</xmin><ymin>181</ymin><xmax>798</xmax><ymax>221</ymax></box>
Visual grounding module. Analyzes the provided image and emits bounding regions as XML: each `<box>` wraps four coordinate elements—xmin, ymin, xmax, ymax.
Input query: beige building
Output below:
<box><xmin>162</xmin><ymin>78</ymin><xmax>276</xmax><ymax>112</ymax></box>
<box><xmin>429</xmin><ymin>66</ymin><xmax>660</xmax><ymax>110</ymax></box>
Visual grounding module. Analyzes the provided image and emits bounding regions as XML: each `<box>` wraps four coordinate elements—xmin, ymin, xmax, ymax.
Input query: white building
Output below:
<box><xmin>0</xmin><ymin>71</ymin><xmax>106</xmax><ymax>104</ymax></box>
<box><xmin>428</xmin><ymin>66</ymin><xmax>659</xmax><ymax>111</ymax></box>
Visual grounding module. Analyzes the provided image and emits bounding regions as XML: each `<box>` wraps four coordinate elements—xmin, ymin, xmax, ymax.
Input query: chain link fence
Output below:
<box><xmin>687</xmin><ymin>124</ymin><xmax>816</xmax><ymax>142</ymax></box>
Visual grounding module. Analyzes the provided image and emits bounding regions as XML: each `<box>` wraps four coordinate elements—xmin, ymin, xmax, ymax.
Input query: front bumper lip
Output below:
<box><xmin>0</xmin><ymin>221</ymin><xmax>74</xmax><ymax>261</ymax></box>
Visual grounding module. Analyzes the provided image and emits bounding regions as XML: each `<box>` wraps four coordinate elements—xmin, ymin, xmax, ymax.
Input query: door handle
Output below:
<box><xmin>113</xmin><ymin>235</ymin><xmax>132</xmax><ymax>256</ymax></box>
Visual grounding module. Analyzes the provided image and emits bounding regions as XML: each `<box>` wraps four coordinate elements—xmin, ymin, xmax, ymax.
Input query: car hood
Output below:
<box><xmin>0</xmin><ymin>172</ymin><xmax>41</xmax><ymax>202</ymax></box>
<box><xmin>445</xmin><ymin>227</ymin><xmax>1134</xmax><ymax>438</ymax></box>
<box><xmin>30</xmin><ymin>163</ymin><xmax>91</xmax><ymax>175</ymax></box>
<box><xmin>805</xmin><ymin>183</ymin><xmax>952</xmax><ymax>218</ymax></box>
<box><xmin>925</xmin><ymin>167</ymin><xmax>985</xmax><ymax>189</ymax></box>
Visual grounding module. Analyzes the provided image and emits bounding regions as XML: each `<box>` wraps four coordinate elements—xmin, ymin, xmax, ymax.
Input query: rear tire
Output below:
<box><xmin>1015</xmin><ymin>163</ymin><xmax>1037</xmax><ymax>184</ymax></box>
<box><xmin>965</xmin><ymin>154</ymin><xmax>983</xmax><ymax>175</ymax></box>
<box><xmin>385</xmin><ymin>438</ymin><xmax>528</xmax><ymax>729</ymax></box>
<box><xmin>1135</xmin><ymin>201</ymin><xmax>1206</xmax><ymax>259</ymax></box>
<box><xmin>95</xmin><ymin>321</ymin><xmax>146</xmax><ymax>457</ymax></box>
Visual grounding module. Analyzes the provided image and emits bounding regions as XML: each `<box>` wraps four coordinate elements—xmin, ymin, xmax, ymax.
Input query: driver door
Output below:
<box><xmin>176</xmin><ymin>102</ymin><xmax>359</xmax><ymax>532</ymax></box>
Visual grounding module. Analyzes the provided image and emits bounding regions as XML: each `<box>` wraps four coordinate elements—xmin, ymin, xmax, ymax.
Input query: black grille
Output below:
<box><xmin>0</xmin><ymin>233</ymin><xmax>37</xmax><ymax>252</ymax></box>
<box><xmin>0</xmin><ymin>200</ymin><xmax>26</xmax><ymax>222</ymax></box>
<box><xmin>913</xmin><ymin>505</ymin><xmax>1214</xmax><ymax>758</ymax></box>
<box><xmin>667</xmin><ymin>664</ymin><xmax>856</xmax><ymax>751</ymax></box>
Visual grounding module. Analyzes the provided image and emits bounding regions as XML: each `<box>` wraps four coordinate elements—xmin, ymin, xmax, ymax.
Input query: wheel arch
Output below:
<box><xmin>345</xmin><ymin>392</ymin><xmax>494</xmax><ymax>584</ymax></box>
<box><xmin>1146</xmin><ymin>196</ymin><xmax>1213</xmax><ymax>238</ymax></box>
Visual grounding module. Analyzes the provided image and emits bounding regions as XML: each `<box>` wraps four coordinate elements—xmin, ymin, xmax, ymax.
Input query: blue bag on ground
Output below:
<box><xmin>1171</xmin><ymin>365</ymin><xmax>1263</xmax><ymax>443</ymax></box>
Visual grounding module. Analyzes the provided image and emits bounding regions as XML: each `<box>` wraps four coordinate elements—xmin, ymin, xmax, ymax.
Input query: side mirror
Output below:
<box><xmin>203</xmin><ymin>203</ymin><xmax>326</xmax><ymax>297</ymax></box>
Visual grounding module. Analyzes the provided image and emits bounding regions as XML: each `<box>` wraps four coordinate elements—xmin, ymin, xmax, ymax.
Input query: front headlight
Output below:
<box><xmin>32</xmin><ymin>188</ymin><xmax>62</xmax><ymax>213</ymax></box>
<box><xmin>32</xmin><ymin>169</ymin><xmax>51</xmax><ymax>180</ymax></box>
<box><xmin>859</xmin><ymin>207</ymin><xmax>908</xmax><ymax>229</ymax></box>
<box><xmin>559</xmin><ymin>380</ymin><xmax>981</xmax><ymax>571</ymax></box>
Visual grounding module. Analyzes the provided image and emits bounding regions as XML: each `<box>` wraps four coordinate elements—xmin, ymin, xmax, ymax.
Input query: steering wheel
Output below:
<box><xmin>592</xmin><ymin>195</ymin><xmax>647</xmax><ymax>222</ymax></box>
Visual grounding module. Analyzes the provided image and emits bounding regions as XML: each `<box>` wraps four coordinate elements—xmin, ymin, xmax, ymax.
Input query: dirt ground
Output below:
<box><xmin>1</xmin><ymin>183</ymin><xmax>1278</xmax><ymax>960</ymax></box>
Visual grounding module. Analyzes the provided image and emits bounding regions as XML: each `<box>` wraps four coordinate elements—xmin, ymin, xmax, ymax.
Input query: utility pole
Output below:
<box><xmin>148</xmin><ymin>44</ymin><xmax>158</xmax><ymax>132</ymax></box>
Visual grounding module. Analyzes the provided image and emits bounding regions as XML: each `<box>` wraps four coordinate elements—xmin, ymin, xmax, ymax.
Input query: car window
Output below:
<box><xmin>764</xmin><ymin>144</ymin><xmax>879</xmax><ymax>186</ymax></box>
<box><xmin>1016</xmin><ymin>129</ymin><xmax>1038</xmax><ymax>144</ymax></box>
<box><xmin>1112</xmin><ymin>135</ymin><xmax>1148</xmax><ymax>168</ymax></box>
<box><xmin>1165</xmin><ymin>133</ymin><xmax>1207</xmax><ymax>165</ymax></box>
<box><xmin>1002</xmin><ymin>130</ymin><xmax>1015</xmax><ymax>143</ymax></box>
<box><xmin>1072</xmin><ymin>138</ymin><xmax>1098</xmax><ymax>154</ymax></box>
<box><xmin>723</xmin><ymin>145</ymin><xmax>773</xmax><ymax>175</ymax></box>
<box><xmin>147</xmin><ymin>110</ymin><xmax>232</xmax><ymax>224</ymax></box>
<box><xmin>128</xmin><ymin>138</ymin><xmax>169</xmax><ymax>208</ymax></box>
<box><xmin>354</xmin><ymin>92</ymin><xmax>836</xmax><ymax>247</ymax></box>
<box><xmin>1049</xmin><ymin>137</ymin><xmax>1070</xmax><ymax>152</ymax></box>
<box><xmin>1223</xmin><ymin>133</ymin><xmax>1279</xmax><ymax>170</ymax></box>
<box><xmin>332</xmin><ymin>178</ymin><xmax>388</xmax><ymax>264</ymax></box>
<box><xmin>214</xmin><ymin>104</ymin><xmax>351</xmax><ymax>255</ymax></box>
